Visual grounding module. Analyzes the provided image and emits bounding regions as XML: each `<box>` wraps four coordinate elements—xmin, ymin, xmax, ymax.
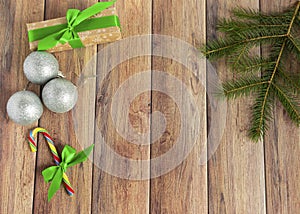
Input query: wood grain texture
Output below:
<box><xmin>207</xmin><ymin>0</ymin><xmax>266</xmax><ymax>213</ymax></box>
<box><xmin>32</xmin><ymin>1</ymin><xmax>97</xmax><ymax>213</ymax></box>
<box><xmin>150</xmin><ymin>0</ymin><xmax>207</xmax><ymax>213</ymax></box>
<box><xmin>2</xmin><ymin>0</ymin><xmax>300</xmax><ymax>213</ymax></box>
<box><xmin>262</xmin><ymin>0</ymin><xmax>300</xmax><ymax>213</ymax></box>
<box><xmin>0</xmin><ymin>0</ymin><xmax>44</xmax><ymax>213</ymax></box>
<box><xmin>92</xmin><ymin>0</ymin><xmax>152</xmax><ymax>213</ymax></box>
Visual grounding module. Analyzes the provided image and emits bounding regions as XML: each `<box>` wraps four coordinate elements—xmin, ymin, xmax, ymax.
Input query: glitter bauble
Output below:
<box><xmin>42</xmin><ymin>78</ymin><xmax>78</xmax><ymax>113</ymax></box>
<box><xmin>6</xmin><ymin>91</ymin><xmax>43</xmax><ymax>125</ymax></box>
<box><xmin>24</xmin><ymin>51</ymin><xmax>59</xmax><ymax>85</ymax></box>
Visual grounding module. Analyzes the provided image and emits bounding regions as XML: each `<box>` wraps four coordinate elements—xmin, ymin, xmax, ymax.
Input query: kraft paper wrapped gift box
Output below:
<box><xmin>26</xmin><ymin>7</ymin><xmax>122</xmax><ymax>52</ymax></box>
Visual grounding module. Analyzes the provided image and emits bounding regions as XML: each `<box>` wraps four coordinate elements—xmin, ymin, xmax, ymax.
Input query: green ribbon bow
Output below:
<box><xmin>28</xmin><ymin>0</ymin><xmax>119</xmax><ymax>51</ymax></box>
<box><xmin>42</xmin><ymin>144</ymin><xmax>94</xmax><ymax>201</ymax></box>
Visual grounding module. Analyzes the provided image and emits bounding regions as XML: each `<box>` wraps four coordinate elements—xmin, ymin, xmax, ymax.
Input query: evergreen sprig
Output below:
<box><xmin>203</xmin><ymin>1</ymin><xmax>300</xmax><ymax>142</ymax></box>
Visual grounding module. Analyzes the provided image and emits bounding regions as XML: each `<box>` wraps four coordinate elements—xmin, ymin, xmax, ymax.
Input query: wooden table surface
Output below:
<box><xmin>1</xmin><ymin>0</ymin><xmax>300</xmax><ymax>213</ymax></box>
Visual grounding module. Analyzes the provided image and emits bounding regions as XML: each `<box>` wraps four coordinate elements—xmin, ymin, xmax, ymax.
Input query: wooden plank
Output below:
<box><xmin>150</xmin><ymin>0</ymin><xmax>207</xmax><ymax>213</ymax></box>
<box><xmin>92</xmin><ymin>0</ymin><xmax>152</xmax><ymax>213</ymax></box>
<box><xmin>262</xmin><ymin>0</ymin><xmax>300</xmax><ymax>213</ymax></box>
<box><xmin>0</xmin><ymin>0</ymin><xmax>44</xmax><ymax>213</ymax></box>
<box><xmin>206</xmin><ymin>0</ymin><xmax>266</xmax><ymax>213</ymax></box>
<box><xmin>32</xmin><ymin>1</ymin><xmax>97</xmax><ymax>213</ymax></box>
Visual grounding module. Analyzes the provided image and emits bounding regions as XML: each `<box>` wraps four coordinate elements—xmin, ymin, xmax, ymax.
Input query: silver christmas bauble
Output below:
<box><xmin>6</xmin><ymin>91</ymin><xmax>43</xmax><ymax>125</ymax></box>
<box><xmin>42</xmin><ymin>78</ymin><xmax>78</xmax><ymax>113</ymax></box>
<box><xmin>24</xmin><ymin>51</ymin><xmax>59</xmax><ymax>85</ymax></box>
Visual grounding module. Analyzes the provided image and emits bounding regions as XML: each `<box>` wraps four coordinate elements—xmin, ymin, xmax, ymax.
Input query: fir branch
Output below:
<box><xmin>218</xmin><ymin>19</ymin><xmax>288</xmax><ymax>39</ymax></box>
<box><xmin>272</xmin><ymin>83</ymin><xmax>300</xmax><ymax>124</ymax></box>
<box><xmin>233</xmin><ymin>57</ymin><xmax>276</xmax><ymax>73</ymax></box>
<box><xmin>286</xmin><ymin>35</ymin><xmax>300</xmax><ymax>59</ymax></box>
<box><xmin>251</xmin><ymin>2</ymin><xmax>300</xmax><ymax>140</ymax></box>
<box><xmin>256</xmin><ymin>38</ymin><xmax>288</xmax><ymax>140</ymax></box>
<box><xmin>223</xmin><ymin>77</ymin><xmax>268</xmax><ymax>98</ymax></box>
<box><xmin>202</xmin><ymin>1</ymin><xmax>300</xmax><ymax>141</ymax></box>
<box><xmin>249</xmin><ymin>88</ymin><xmax>273</xmax><ymax>141</ymax></box>
<box><xmin>277</xmin><ymin>68</ymin><xmax>300</xmax><ymax>93</ymax></box>
<box><xmin>289</xmin><ymin>35</ymin><xmax>300</xmax><ymax>52</ymax></box>
<box><xmin>232</xmin><ymin>7</ymin><xmax>294</xmax><ymax>25</ymax></box>
<box><xmin>229</xmin><ymin>44</ymin><xmax>250</xmax><ymax>70</ymax></box>
<box><xmin>205</xmin><ymin>34</ymin><xmax>287</xmax><ymax>59</ymax></box>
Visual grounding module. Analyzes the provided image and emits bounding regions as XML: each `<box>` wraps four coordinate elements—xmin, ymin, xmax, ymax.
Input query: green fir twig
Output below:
<box><xmin>202</xmin><ymin>1</ymin><xmax>300</xmax><ymax>142</ymax></box>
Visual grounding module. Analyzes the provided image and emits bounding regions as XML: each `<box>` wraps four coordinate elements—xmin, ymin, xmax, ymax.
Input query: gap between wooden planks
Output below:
<box><xmin>207</xmin><ymin>0</ymin><xmax>266</xmax><ymax>213</ymax></box>
<box><xmin>2</xmin><ymin>0</ymin><xmax>299</xmax><ymax>213</ymax></box>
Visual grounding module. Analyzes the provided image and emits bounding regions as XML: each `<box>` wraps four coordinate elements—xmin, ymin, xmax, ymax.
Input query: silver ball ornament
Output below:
<box><xmin>42</xmin><ymin>78</ymin><xmax>78</xmax><ymax>113</ymax></box>
<box><xmin>6</xmin><ymin>91</ymin><xmax>43</xmax><ymax>125</ymax></box>
<box><xmin>24</xmin><ymin>51</ymin><xmax>59</xmax><ymax>85</ymax></box>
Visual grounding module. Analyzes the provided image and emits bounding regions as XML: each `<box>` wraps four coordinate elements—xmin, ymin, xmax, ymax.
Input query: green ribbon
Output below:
<box><xmin>28</xmin><ymin>1</ymin><xmax>119</xmax><ymax>51</ymax></box>
<box><xmin>42</xmin><ymin>144</ymin><xmax>94</xmax><ymax>201</ymax></box>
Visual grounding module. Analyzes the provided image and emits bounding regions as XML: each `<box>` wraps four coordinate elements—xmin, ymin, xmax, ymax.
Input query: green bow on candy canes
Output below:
<box><xmin>28</xmin><ymin>0</ymin><xmax>119</xmax><ymax>50</ymax></box>
<box><xmin>42</xmin><ymin>144</ymin><xmax>94</xmax><ymax>201</ymax></box>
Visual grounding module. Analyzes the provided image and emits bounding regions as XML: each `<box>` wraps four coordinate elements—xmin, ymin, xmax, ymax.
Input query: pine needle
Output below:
<box><xmin>202</xmin><ymin>1</ymin><xmax>300</xmax><ymax>142</ymax></box>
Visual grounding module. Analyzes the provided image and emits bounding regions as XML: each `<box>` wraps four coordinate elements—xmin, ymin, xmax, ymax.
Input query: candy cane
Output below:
<box><xmin>28</xmin><ymin>127</ymin><xmax>75</xmax><ymax>196</ymax></box>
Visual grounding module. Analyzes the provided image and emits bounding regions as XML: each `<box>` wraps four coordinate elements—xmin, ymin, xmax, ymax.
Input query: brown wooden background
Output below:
<box><xmin>1</xmin><ymin>0</ymin><xmax>299</xmax><ymax>213</ymax></box>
